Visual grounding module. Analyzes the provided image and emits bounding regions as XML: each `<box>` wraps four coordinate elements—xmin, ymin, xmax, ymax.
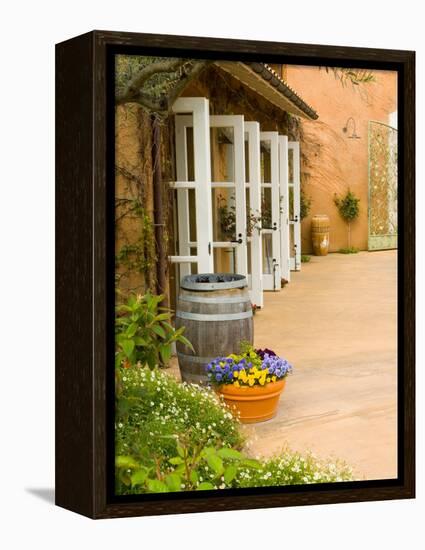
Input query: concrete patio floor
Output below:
<box><xmin>246</xmin><ymin>250</ymin><xmax>397</xmax><ymax>481</ymax></box>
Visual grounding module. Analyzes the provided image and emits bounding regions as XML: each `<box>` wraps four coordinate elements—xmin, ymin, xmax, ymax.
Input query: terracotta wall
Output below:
<box><xmin>285</xmin><ymin>66</ymin><xmax>397</xmax><ymax>252</ymax></box>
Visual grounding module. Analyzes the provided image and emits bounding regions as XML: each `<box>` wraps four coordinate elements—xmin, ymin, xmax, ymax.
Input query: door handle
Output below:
<box><xmin>290</xmin><ymin>216</ymin><xmax>299</xmax><ymax>223</ymax></box>
<box><xmin>272</xmin><ymin>222</ymin><xmax>278</xmax><ymax>231</ymax></box>
<box><xmin>231</xmin><ymin>233</ymin><xmax>243</xmax><ymax>244</ymax></box>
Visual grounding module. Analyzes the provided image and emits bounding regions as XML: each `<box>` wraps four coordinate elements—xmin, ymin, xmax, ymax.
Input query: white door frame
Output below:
<box><xmin>245</xmin><ymin>121</ymin><xmax>263</xmax><ymax>308</ymax></box>
<box><xmin>170</xmin><ymin>98</ymin><xmax>214</xmax><ymax>275</ymax></box>
<box><xmin>279</xmin><ymin>135</ymin><xmax>291</xmax><ymax>283</ymax></box>
<box><xmin>210</xmin><ymin>115</ymin><xmax>248</xmax><ymax>277</ymax></box>
<box><xmin>260</xmin><ymin>131</ymin><xmax>281</xmax><ymax>290</ymax></box>
<box><xmin>172</xmin><ymin>112</ymin><xmax>248</xmax><ymax>277</ymax></box>
<box><xmin>288</xmin><ymin>141</ymin><xmax>301</xmax><ymax>271</ymax></box>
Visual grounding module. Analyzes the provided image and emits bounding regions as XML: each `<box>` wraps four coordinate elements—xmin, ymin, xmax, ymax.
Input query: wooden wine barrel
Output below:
<box><xmin>175</xmin><ymin>273</ymin><xmax>253</xmax><ymax>385</ymax></box>
<box><xmin>311</xmin><ymin>214</ymin><xmax>330</xmax><ymax>256</ymax></box>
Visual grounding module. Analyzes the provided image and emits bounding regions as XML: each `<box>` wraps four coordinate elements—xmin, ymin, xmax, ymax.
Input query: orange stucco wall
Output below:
<box><xmin>285</xmin><ymin>66</ymin><xmax>397</xmax><ymax>252</ymax></box>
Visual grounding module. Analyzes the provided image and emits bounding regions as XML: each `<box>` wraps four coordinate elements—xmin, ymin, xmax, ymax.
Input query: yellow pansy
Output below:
<box><xmin>233</xmin><ymin>380</ymin><xmax>240</xmax><ymax>387</ymax></box>
<box><xmin>259</xmin><ymin>370</ymin><xmax>267</xmax><ymax>385</ymax></box>
<box><xmin>233</xmin><ymin>371</ymin><xmax>239</xmax><ymax>378</ymax></box>
<box><xmin>239</xmin><ymin>370</ymin><xmax>248</xmax><ymax>383</ymax></box>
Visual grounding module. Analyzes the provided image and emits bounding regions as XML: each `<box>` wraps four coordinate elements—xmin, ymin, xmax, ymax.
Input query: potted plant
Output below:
<box><xmin>206</xmin><ymin>344</ymin><xmax>292</xmax><ymax>423</ymax></box>
<box><xmin>333</xmin><ymin>189</ymin><xmax>360</xmax><ymax>253</ymax></box>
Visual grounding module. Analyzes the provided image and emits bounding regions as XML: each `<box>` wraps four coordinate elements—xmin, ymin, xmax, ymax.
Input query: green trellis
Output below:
<box><xmin>368</xmin><ymin>120</ymin><xmax>398</xmax><ymax>251</ymax></box>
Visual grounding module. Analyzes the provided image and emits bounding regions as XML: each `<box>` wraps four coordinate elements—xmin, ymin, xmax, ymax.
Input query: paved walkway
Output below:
<box><xmin>246</xmin><ymin>251</ymin><xmax>397</xmax><ymax>481</ymax></box>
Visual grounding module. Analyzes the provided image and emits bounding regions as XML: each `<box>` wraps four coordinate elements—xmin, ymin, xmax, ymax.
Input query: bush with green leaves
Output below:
<box><xmin>115</xmin><ymin>365</ymin><xmax>245</xmax><ymax>494</ymax></box>
<box><xmin>115</xmin><ymin>366</ymin><xmax>353</xmax><ymax>494</ymax></box>
<box><xmin>115</xmin><ymin>292</ymin><xmax>193</xmax><ymax>369</ymax></box>
<box><xmin>334</xmin><ymin>189</ymin><xmax>360</xmax><ymax>248</ymax></box>
<box><xmin>338</xmin><ymin>246</ymin><xmax>359</xmax><ymax>254</ymax></box>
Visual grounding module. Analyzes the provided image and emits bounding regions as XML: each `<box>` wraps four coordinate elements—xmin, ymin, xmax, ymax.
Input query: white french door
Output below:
<box><xmin>288</xmin><ymin>141</ymin><xmax>301</xmax><ymax>271</ymax></box>
<box><xmin>170</xmin><ymin>98</ymin><xmax>213</xmax><ymax>276</ymax></box>
<box><xmin>279</xmin><ymin>135</ymin><xmax>291</xmax><ymax>283</ymax></box>
<box><xmin>260</xmin><ymin>131</ymin><xmax>281</xmax><ymax>291</ymax></box>
<box><xmin>170</xmin><ymin>100</ymin><xmax>248</xmax><ymax>281</ymax></box>
<box><xmin>209</xmin><ymin>115</ymin><xmax>248</xmax><ymax>277</ymax></box>
<box><xmin>244</xmin><ymin>121</ymin><xmax>263</xmax><ymax>308</ymax></box>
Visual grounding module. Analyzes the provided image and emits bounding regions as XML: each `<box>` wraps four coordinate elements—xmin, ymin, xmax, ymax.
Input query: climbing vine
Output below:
<box><xmin>115</xmin><ymin>198</ymin><xmax>157</xmax><ymax>295</ymax></box>
<box><xmin>300</xmin><ymin>189</ymin><xmax>312</xmax><ymax>220</ymax></box>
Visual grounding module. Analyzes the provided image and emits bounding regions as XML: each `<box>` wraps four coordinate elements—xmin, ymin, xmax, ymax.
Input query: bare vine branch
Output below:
<box><xmin>117</xmin><ymin>58</ymin><xmax>186</xmax><ymax>103</ymax></box>
<box><xmin>115</xmin><ymin>59</ymin><xmax>210</xmax><ymax>114</ymax></box>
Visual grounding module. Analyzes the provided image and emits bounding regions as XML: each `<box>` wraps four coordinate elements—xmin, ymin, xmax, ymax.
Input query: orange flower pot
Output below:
<box><xmin>217</xmin><ymin>379</ymin><xmax>286</xmax><ymax>423</ymax></box>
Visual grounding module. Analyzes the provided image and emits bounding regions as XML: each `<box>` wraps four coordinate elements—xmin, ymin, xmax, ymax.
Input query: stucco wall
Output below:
<box><xmin>115</xmin><ymin>104</ymin><xmax>155</xmax><ymax>295</ymax></box>
<box><xmin>285</xmin><ymin>66</ymin><xmax>397</xmax><ymax>252</ymax></box>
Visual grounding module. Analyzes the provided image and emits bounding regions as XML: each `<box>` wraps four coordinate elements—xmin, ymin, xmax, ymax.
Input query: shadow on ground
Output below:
<box><xmin>26</xmin><ymin>488</ymin><xmax>55</xmax><ymax>504</ymax></box>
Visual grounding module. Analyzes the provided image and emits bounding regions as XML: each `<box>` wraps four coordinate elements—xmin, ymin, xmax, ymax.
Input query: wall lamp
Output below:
<box><xmin>342</xmin><ymin>117</ymin><xmax>361</xmax><ymax>139</ymax></box>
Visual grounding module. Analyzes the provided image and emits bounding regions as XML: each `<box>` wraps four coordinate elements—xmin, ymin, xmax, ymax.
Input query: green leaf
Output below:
<box><xmin>207</xmin><ymin>454</ymin><xmax>224</xmax><ymax>476</ymax></box>
<box><xmin>190</xmin><ymin>470</ymin><xmax>198</xmax><ymax>484</ymax></box>
<box><xmin>126</xmin><ymin>322</ymin><xmax>138</xmax><ymax>338</ymax></box>
<box><xmin>177</xmin><ymin>445</ymin><xmax>185</xmax><ymax>458</ymax></box>
<box><xmin>173</xmin><ymin>326</ymin><xmax>185</xmax><ymax>337</ymax></box>
<box><xmin>197</xmin><ymin>482</ymin><xmax>214</xmax><ymax>491</ymax></box>
<box><xmin>161</xmin><ymin>321</ymin><xmax>175</xmax><ymax>332</ymax></box>
<box><xmin>146</xmin><ymin>350</ymin><xmax>158</xmax><ymax>369</ymax></box>
<box><xmin>224</xmin><ymin>464</ymin><xmax>237</xmax><ymax>484</ymax></box>
<box><xmin>152</xmin><ymin>324</ymin><xmax>166</xmax><ymax>338</ymax></box>
<box><xmin>154</xmin><ymin>313</ymin><xmax>171</xmax><ymax>322</ymax></box>
<box><xmin>133</xmin><ymin>336</ymin><xmax>147</xmax><ymax>346</ymax></box>
<box><xmin>121</xmin><ymin>338</ymin><xmax>135</xmax><ymax>358</ymax></box>
<box><xmin>200</xmin><ymin>447</ymin><xmax>216</xmax><ymax>457</ymax></box>
<box><xmin>146</xmin><ymin>479</ymin><xmax>168</xmax><ymax>493</ymax></box>
<box><xmin>116</xmin><ymin>304</ymin><xmax>132</xmax><ymax>313</ymax></box>
<box><xmin>119</xmin><ymin>472</ymin><xmax>132</xmax><ymax>487</ymax></box>
<box><xmin>177</xmin><ymin>335</ymin><xmax>194</xmax><ymax>352</ymax></box>
<box><xmin>165</xmin><ymin>473</ymin><xmax>182</xmax><ymax>492</ymax></box>
<box><xmin>159</xmin><ymin>344</ymin><xmax>172</xmax><ymax>363</ymax></box>
<box><xmin>131</xmin><ymin>469</ymin><xmax>148</xmax><ymax>486</ymax></box>
<box><xmin>241</xmin><ymin>458</ymin><xmax>262</xmax><ymax>469</ymax></box>
<box><xmin>169</xmin><ymin>456</ymin><xmax>184</xmax><ymax>465</ymax></box>
<box><xmin>173</xmin><ymin>464</ymin><xmax>186</xmax><ymax>475</ymax></box>
<box><xmin>115</xmin><ymin>455</ymin><xmax>139</xmax><ymax>469</ymax></box>
<box><xmin>115</xmin><ymin>351</ymin><xmax>125</xmax><ymax>369</ymax></box>
<box><xmin>116</xmin><ymin>333</ymin><xmax>128</xmax><ymax>344</ymax></box>
<box><xmin>217</xmin><ymin>448</ymin><xmax>244</xmax><ymax>460</ymax></box>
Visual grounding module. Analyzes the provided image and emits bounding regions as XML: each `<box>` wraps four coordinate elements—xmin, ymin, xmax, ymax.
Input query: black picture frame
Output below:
<box><xmin>55</xmin><ymin>30</ymin><xmax>415</xmax><ymax>519</ymax></box>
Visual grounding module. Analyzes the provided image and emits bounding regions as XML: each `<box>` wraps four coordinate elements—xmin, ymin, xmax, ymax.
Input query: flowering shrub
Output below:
<box><xmin>115</xmin><ymin>364</ymin><xmax>244</xmax><ymax>494</ymax></box>
<box><xmin>206</xmin><ymin>344</ymin><xmax>292</xmax><ymax>387</ymax></box>
<box><xmin>236</xmin><ymin>449</ymin><xmax>353</xmax><ymax>487</ymax></box>
<box><xmin>115</xmin><ymin>366</ymin><xmax>353</xmax><ymax>494</ymax></box>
